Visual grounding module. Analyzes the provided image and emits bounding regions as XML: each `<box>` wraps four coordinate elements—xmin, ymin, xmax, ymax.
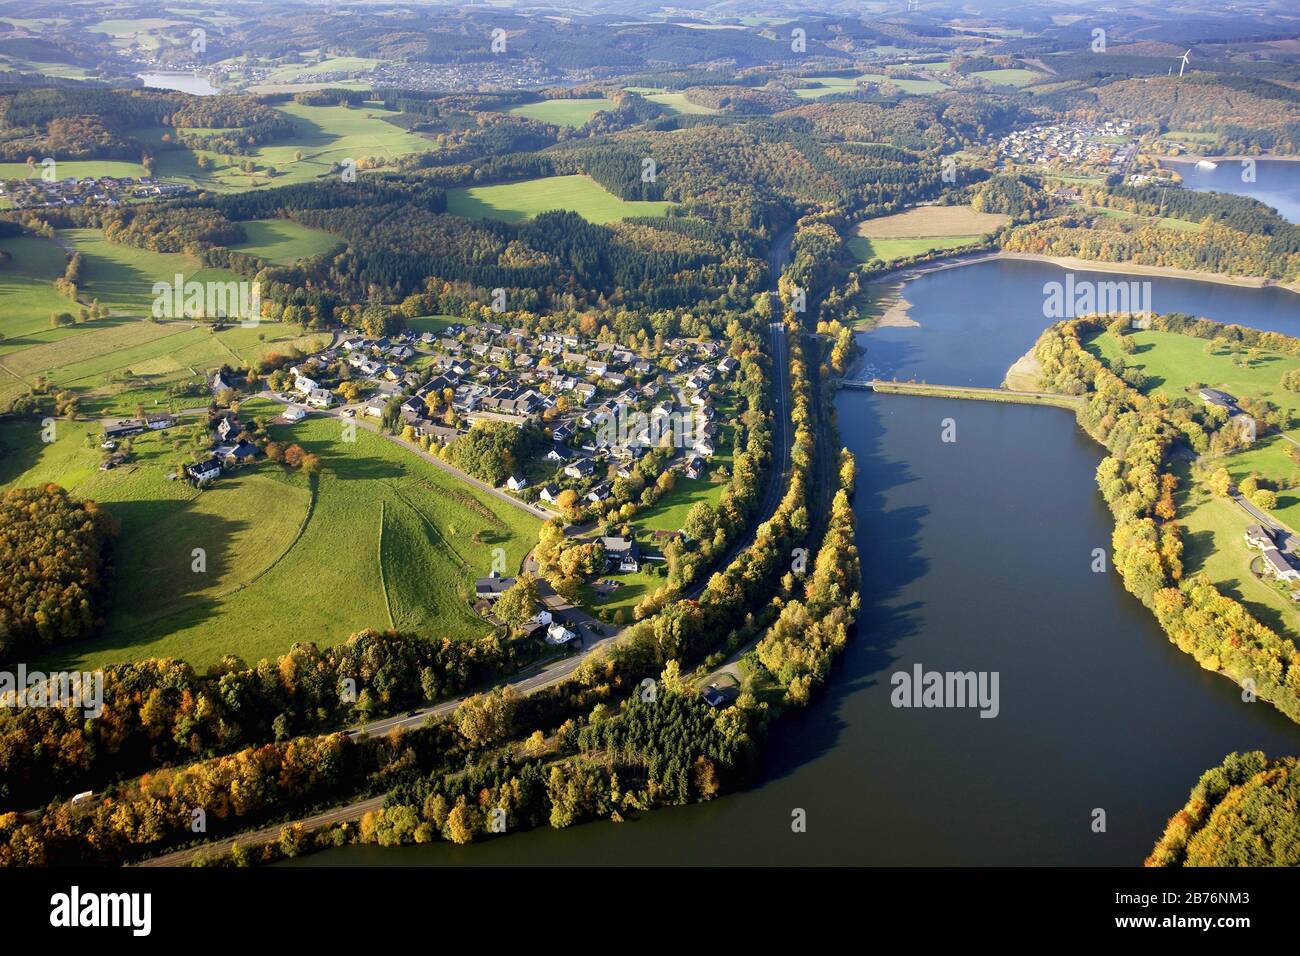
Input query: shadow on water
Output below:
<box><xmin>760</xmin><ymin>391</ymin><xmax>929</xmax><ymax>782</ymax></box>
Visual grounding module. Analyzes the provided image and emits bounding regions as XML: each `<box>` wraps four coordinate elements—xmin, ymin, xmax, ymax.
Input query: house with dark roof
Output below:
<box><xmin>601</xmin><ymin>536</ymin><xmax>640</xmax><ymax>572</ymax></box>
<box><xmin>474</xmin><ymin>572</ymin><xmax>515</xmax><ymax>601</ymax></box>
<box><xmin>188</xmin><ymin>458</ymin><xmax>221</xmax><ymax>484</ymax></box>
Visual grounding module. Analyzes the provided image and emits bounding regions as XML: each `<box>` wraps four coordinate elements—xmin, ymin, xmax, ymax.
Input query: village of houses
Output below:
<box><xmin>100</xmin><ymin>317</ymin><xmax>741</xmax><ymax>642</ymax></box>
<box><xmin>0</xmin><ymin>175</ymin><xmax>192</xmax><ymax>209</ymax></box>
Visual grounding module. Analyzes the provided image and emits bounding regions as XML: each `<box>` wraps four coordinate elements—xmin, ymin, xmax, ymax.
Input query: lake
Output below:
<box><xmin>286</xmin><ymin>261</ymin><xmax>1300</xmax><ymax>866</ymax></box>
<box><xmin>1161</xmin><ymin>157</ymin><xmax>1300</xmax><ymax>224</ymax></box>
<box><xmin>866</xmin><ymin>257</ymin><xmax>1300</xmax><ymax>387</ymax></box>
<box><xmin>137</xmin><ymin>72</ymin><xmax>221</xmax><ymax>96</ymax></box>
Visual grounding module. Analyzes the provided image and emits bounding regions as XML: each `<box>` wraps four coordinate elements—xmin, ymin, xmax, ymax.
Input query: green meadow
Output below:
<box><xmin>624</xmin><ymin>87</ymin><xmax>720</xmax><ymax>115</ymax></box>
<box><xmin>231</xmin><ymin>218</ymin><xmax>342</xmax><ymax>264</ymax></box>
<box><xmin>969</xmin><ymin>68</ymin><xmax>1042</xmax><ymax>87</ymax></box>
<box><xmin>2</xmin><ymin>405</ymin><xmax>541</xmax><ymax>670</ymax></box>
<box><xmin>264</xmin><ymin>56</ymin><xmax>379</xmax><ymax>83</ymax></box>
<box><xmin>795</xmin><ymin>73</ymin><xmax>947</xmax><ymax>98</ymax></box>
<box><xmin>0</xmin><ymin>228</ymin><xmax>327</xmax><ymax>415</ymax></box>
<box><xmin>0</xmin><ymin>159</ymin><xmax>148</xmax><ymax>180</ymax></box>
<box><xmin>446</xmin><ymin>174</ymin><xmax>673</xmax><ymax>224</ymax></box>
<box><xmin>1176</xmin><ymin>459</ymin><xmax>1300</xmax><ymax>643</ymax></box>
<box><xmin>0</xmin><ymin>235</ymin><xmax>73</xmax><ymax>340</ymax></box>
<box><xmin>847</xmin><ymin>234</ymin><xmax>982</xmax><ymax>263</ymax></box>
<box><xmin>1089</xmin><ymin>328</ymin><xmax>1300</xmax><ymax>524</ymax></box>
<box><xmin>145</xmin><ymin>102</ymin><xmax>431</xmax><ymax>191</ymax></box>
<box><xmin>506</xmin><ymin>98</ymin><xmax>608</xmax><ymax>127</ymax></box>
<box><xmin>1087</xmin><ymin>329</ymin><xmax>1300</xmax><ymax>433</ymax></box>
<box><xmin>58</xmin><ymin>227</ymin><xmax>243</xmax><ymax>316</ymax></box>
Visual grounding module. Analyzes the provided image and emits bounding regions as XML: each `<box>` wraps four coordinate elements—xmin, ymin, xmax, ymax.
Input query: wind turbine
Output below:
<box><xmin>1178</xmin><ymin>49</ymin><xmax>1191</xmax><ymax>77</ymax></box>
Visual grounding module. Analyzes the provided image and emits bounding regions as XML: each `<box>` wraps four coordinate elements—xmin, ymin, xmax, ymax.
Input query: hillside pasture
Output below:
<box><xmin>445</xmin><ymin>174</ymin><xmax>673</xmax><ymax>224</ymax></box>
<box><xmin>4</xmin><ymin>408</ymin><xmax>541</xmax><ymax>670</ymax></box>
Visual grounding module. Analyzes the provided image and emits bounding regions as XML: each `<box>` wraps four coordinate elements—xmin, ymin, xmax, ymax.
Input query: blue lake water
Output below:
<box><xmin>1161</xmin><ymin>157</ymin><xmax>1300</xmax><ymax>224</ymax></box>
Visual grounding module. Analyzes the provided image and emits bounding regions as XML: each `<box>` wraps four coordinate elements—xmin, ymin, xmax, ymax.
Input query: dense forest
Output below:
<box><xmin>0</xmin><ymin>485</ymin><xmax>116</xmax><ymax>665</ymax></box>
<box><xmin>1148</xmin><ymin>750</ymin><xmax>1300</xmax><ymax>866</ymax></box>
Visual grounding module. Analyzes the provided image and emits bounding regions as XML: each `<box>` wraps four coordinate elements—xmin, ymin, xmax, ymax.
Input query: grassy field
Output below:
<box><xmin>264</xmin><ymin>56</ymin><xmax>378</xmax><ymax>83</ymax></box>
<box><xmin>1089</xmin><ymin>327</ymin><xmax>1300</xmax><ymax>524</ymax></box>
<box><xmin>849</xmin><ymin>234</ymin><xmax>984</xmax><ymax>263</ymax></box>
<box><xmin>144</xmin><ymin>102</ymin><xmax>431</xmax><ymax>192</ymax></box>
<box><xmin>3</xmin><ymin>404</ymin><xmax>541</xmax><ymax>670</ymax></box>
<box><xmin>506</xmin><ymin>98</ymin><xmax>608</xmax><ymax>127</ymax></box>
<box><xmin>1163</xmin><ymin>129</ymin><xmax>1222</xmax><ymax>144</ymax></box>
<box><xmin>406</xmin><ymin>315</ymin><xmax>460</xmax><ymax>336</ymax></box>
<box><xmin>0</xmin><ymin>317</ymin><xmax>328</xmax><ymax>418</ymax></box>
<box><xmin>446</xmin><ymin>174</ymin><xmax>673</xmax><ymax>224</ymax></box>
<box><xmin>55</xmin><ymin>228</ymin><xmax>243</xmax><ymax>316</ymax></box>
<box><xmin>0</xmin><ymin>228</ymin><xmax>328</xmax><ymax>416</ymax></box>
<box><xmin>636</xmin><ymin>400</ymin><xmax>737</xmax><ymax>533</ymax></box>
<box><xmin>969</xmin><ymin>68</ymin><xmax>1042</xmax><ymax>87</ymax></box>
<box><xmin>0</xmin><ymin>159</ymin><xmax>148</xmax><ymax>180</ymax></box>
<box><xmin>1087</xmin><ymin>329</ymin><xmax>1300</xmax><ymax>431</ymax></box>
<box><xmin>230</xmin><ymin>218</ymin><xmax>342</xmax><ymax>264</ymax></box>
<box><xmin>1086</xmin><ymin>205</ymin><xmax>1201</xmax><ymax>233</ymax></box>
<box><xmin>794</xmin><ymin>73</ymin><xmax>947</xmax><ymax>98</ymax></box>
<box><xmin>0</xmin><ymin>235</ymin><xmax>73</xmax><ymax>341</ymax></box>
<box><xmin>847</xmin><ymin>205</ymin><xmax>1009</xmax><ymax>263</ymax></box>
<box><xmin>624</xmin><ymin>87</ymin><xmax>719</xmax><ymax>115</ymax></box>
<box><xmin>1176</xmin><ymin>459</ymin><xmax>1300</xmax><ymax>642</ymax></box>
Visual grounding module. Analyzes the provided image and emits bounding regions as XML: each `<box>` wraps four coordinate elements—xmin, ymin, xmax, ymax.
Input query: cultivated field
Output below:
<box><xmin>445</xmin><ymin>174</ymin><xmax>673</xmax><ymax>224</ymax></box>
<box><xmin>2</xmin><ymin>403</ymin><xmax>541</xmax><ymax>670</ymax></box>
<box><xmin>848</xmin><ymin>205</ymin><xmax>1010</xmax><ymax>263</ymax></box>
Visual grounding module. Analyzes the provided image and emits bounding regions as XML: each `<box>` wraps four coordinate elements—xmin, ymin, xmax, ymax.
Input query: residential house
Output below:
<box><xmin>474</xmin><ymin>572</ymin><xmax>516</xmax><ymax>601</ymax></box>
<box><xmin>601</xmin><ymin>536</ymin><xmax>640</xmax><ymax>573</ymax></box>
<box><xmin>1261</xmin><ymin>546</ymin><xmax>1300</xmax><ymax>582</ymax></box>
<box><xmin>564</xmin><ymin>458</ymin><xmax>595</xmax><ymax>480</ymax></box>
<box><xmin>188</xmin><ymin>458</ymin><xmax>221</xmax><ymax>483</ymax></box>
<box><xmin>103</xmin><ymin>419</ymin><xmax>147</xmax><ymax>439</ymax></box>
<box><xmin>545</xmin><ymin>621</ymin><xmax>578</xmax><ymax>646</ymax></box>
